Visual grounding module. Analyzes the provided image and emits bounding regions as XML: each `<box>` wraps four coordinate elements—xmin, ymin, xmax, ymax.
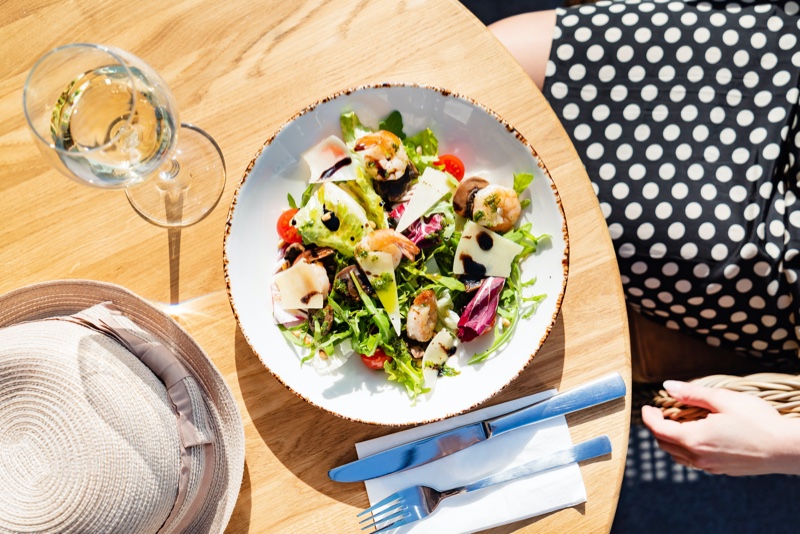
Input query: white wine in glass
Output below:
<box><xmin>24</xmin><ymin>43</ymin><xmax>225</xmax><ymax>227</ymax></box>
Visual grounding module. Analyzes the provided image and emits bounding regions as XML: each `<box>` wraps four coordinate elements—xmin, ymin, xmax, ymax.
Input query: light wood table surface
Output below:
<box><xmin>0</xmin><ymin>0</ymin><xmax>631</xmax><ymax>532</ymax></box>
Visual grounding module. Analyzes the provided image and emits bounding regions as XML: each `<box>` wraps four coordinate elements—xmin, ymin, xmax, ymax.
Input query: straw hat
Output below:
<box><xmin>0</xmin><ymin>280</ymin><xmax>245</xmax><ymax>533</ymax></box>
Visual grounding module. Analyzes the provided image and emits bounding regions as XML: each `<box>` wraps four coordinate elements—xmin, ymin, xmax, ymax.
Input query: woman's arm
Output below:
<box><xmin>488</xmin><ymin>10</ymin><xmax>556</xmax><ymax>90</ymax></box>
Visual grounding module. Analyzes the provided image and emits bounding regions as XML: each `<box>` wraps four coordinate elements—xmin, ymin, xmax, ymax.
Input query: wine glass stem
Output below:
<box><xmin>160</xmin><ymin>158</ymin><xmax>181</xmax><ymax>181</ymax></box>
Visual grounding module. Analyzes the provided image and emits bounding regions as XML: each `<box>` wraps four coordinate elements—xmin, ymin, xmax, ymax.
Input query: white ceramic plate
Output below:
<box><xmin>224</xmin><ymin>84</ymin><xmax>568</xmax><ymax>426</ymax></box>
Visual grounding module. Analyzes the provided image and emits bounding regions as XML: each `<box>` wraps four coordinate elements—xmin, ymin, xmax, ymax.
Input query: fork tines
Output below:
<box><xmin>357</xmin><ymin>492</ymin><xmax>410</xmax><ymax>532</ymax></box>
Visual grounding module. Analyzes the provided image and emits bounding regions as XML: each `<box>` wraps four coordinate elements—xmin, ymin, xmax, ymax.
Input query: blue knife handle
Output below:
<box><xmin>484</xmin><ymin>372</ymin><xmax>626</xmax><ymax>438</ymax></box>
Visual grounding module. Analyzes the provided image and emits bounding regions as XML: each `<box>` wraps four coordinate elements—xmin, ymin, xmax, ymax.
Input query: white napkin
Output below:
<box><xmin>357</xmin><ymin>390</ymin><xmax>587</xmax><ymax>533</ymax></box>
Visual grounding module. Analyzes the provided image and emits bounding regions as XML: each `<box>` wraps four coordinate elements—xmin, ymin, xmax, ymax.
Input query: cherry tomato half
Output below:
<box><xmin>277</xmin><ymin>208</ymin><xmax>303</xmax><ymax>244</ymax></box>
<box><xmin>360</xmin><ymin>348</ymin><xmax>392</xmax><ymax>370</ymax></box>
<box><xmin>435</xmin><ymin>154</ymin><xmax>465</xmax><ymax>181</ymax></box>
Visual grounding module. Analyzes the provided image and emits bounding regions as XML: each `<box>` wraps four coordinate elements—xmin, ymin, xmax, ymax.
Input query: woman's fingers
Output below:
<box><xmin>654</xmin><ymin>439</ymin><xmax>695</xmax><ymax>465</ymax></box>
<box><xmin>641</xmin><ymin>405</ymin><xmax>689</xmax><ymax>446</ymax></box>
<box><xmin>663</xmin><ymin>380</ymin><xmax>753</xmax><ymax>414</ymax></box>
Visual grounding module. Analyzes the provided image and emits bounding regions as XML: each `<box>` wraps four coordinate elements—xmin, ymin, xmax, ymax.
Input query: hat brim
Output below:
<box><xmin>0</xmin><ymin>279</ymin><xmax>245</xmax><ymax>533</ymax></box>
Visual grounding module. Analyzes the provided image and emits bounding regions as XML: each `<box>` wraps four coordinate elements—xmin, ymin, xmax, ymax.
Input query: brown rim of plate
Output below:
<box><xmin>223</xmin><ymin>82</ymin><xmax>570</xmax><ymax>426</ymax></box>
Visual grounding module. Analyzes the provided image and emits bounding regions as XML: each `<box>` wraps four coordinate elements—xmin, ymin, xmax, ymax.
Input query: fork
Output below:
<box><xmin>357</xmin><ymin>435</ymin><xmax>612</xmax><ymax>532</ymax></box>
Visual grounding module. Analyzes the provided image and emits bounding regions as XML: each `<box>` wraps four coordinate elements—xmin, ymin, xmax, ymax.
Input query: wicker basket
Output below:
<box><xmin>652</xmin><ymin>373</ymin><xmax>800</xmax><ymax>422</ymax></box>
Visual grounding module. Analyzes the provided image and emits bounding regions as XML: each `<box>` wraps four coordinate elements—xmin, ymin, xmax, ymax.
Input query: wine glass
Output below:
<box><xmin>22</xmin><ymin>43</ymin><xmax>225</xmax><ymax>227</ymax></box>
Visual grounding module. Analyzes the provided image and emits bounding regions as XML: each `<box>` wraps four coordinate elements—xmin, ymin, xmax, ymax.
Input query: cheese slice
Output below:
<box><xmin>272</xmin><ymin>261</ymin><xmax>329</xmax><ymax>309</ymax></box>
<box><xmin>355</xmin><ymin>250</ymin><xmax>402</xmax><ymax>335</ymax></box>
<box><xmin>452</xmin><ymin>220</ymin><xmax>524</xmax><ymax>278</ymax></box>
<box><xmin>303</xmin><ymin>135</ymin><xmax>358</xmax><ymax>183</ymax></box>
<box><xmin>422</xmin><ymin>329</ymin><xmax>456</xmax><ymax>395</ymax></box>
<box><xmin>396</xmin><ymin>167</ymin><xmax>453</xmax><ymax>232</ymax></box>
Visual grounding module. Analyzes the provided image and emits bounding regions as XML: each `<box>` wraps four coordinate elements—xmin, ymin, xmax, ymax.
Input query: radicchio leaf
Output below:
<box><xmin>389</xmin><ymin>202</ymin><xmax>444</xmax><ymax>247</ymax></box>
<box><xmin>388</xmin><ymin>202</ymin><xmax>406</xmax><ymax>222</ymax></box>
<box><xmin>406</xmin><ymin>214</ymin><xmax>443</xmax><ymax>246</ymax></box>
<box><xmin>457</xmin><ymin>277</ymin><xmax>505</xmax><ymax>342</ymax></box>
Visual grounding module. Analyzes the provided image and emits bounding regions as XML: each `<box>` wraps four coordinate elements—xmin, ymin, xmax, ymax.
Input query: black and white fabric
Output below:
<box><xmin>543</xmin><ymin>0</ymin><xmax>800</xmax><ymax>363</ymax></box>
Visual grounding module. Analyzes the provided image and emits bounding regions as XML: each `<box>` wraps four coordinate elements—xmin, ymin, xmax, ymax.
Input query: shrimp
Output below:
<box><xmin>355</xmin><ymin>228</ymin><xmax>420</xmax><ymax>269</ymax></box>
<box><xmin>354</xmin><ymin>130</ymin><xmax>410</xmax><ymax>181</ymax></box>
<box><xmin>406</xmin><ymin>289</ymin><xmax>438</xmax><ymax>342</ymax></box>
<box><xmin>471</xmin><ymin>184</ymin><xmax>522</xmax><ymax>233</ymax></box>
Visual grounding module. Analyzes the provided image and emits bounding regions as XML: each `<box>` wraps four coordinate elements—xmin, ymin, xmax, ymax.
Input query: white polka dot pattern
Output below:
<box><xmin>544</xmin><ymin>0</ymin><xmax>800</xmax><ymax>361</ymax></box>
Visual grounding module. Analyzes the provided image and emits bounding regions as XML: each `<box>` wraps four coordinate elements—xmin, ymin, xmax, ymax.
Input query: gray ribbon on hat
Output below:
<box><xmin>58</xmin><ymin>303</ymin><xmax>216</xmax><ymax>534</ymax></box>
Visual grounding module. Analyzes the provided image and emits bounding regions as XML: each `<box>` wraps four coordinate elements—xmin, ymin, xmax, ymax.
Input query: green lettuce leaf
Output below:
<box><xmin>293</xmin><ymin>182</ymin><xmax>370</xmax><ymax>256</ymax></box>
<box><xmin>403</xmin><ymin>128</ymin><xmax>439</xmax><ymax>173</ymax></box>
<box><xmin>338</xmin><ymin>168</ymin><xmax>388</xmax><ymax>229</ymax></box>
<box><xmin>340</xmin><ymin>111</ymin><xmax>372</xmax><ymax>146</ymax></box>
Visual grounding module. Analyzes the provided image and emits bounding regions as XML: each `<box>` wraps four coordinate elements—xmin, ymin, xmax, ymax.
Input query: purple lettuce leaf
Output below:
<box><xmin>388</xmin><ymin>202</ymin><xmax>406</xmax><ymax>222</ymax></box>
<box><xmin>457</xmin><ymin>277</ymin><xmax>505</xmax><ymax>342</ymax></box>
<box><xmin>389</xmin><ymin>202</ymin><xmax>444</xmax><ymax>247</ymax></box>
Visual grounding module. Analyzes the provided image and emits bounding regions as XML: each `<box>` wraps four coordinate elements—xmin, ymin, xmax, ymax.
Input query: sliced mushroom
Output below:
<box><xmin>460</xmin><ymin>276</ymin><xmax>484</xmax><ymax>293</ymax></box>
<box><xmin>293</xmin><ymin>246</ymin><xmax>335</xmax><ymax>266</ymax></box>
<box><xmin>407</xmin><ymin>341</ymin><xmax>426</xmax><ymax>360</ymax></box>
<box><xmin>283</xmin><ymin>242</ymin><xmax>306</xmax><ymax>265</ymax></box>
<box><xmin>452</xmin><ymin>176</ymin><xmax>489</xmax><ymax>218</ymax></box>
<box><xmin>294</xmin><ymin>246</ymin><xmax>337</xmax><ymax>279</ymax></box>
<box><xmin>335</xmin><ymin>264</ymin><xmax>375</xmax><ymax>299</ymax></box>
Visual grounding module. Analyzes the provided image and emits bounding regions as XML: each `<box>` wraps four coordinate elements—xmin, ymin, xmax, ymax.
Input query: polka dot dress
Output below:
<box><xmin>543</xmin><ymin>0</ymin><xmax>800</xmax><ymax>363</ymax></box>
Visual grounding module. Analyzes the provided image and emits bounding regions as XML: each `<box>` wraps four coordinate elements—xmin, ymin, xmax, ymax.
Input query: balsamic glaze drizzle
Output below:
<box><xmin>319</xmin><ymin>157</ymin><xmax>352</xmax><ymax>181</ymax></box>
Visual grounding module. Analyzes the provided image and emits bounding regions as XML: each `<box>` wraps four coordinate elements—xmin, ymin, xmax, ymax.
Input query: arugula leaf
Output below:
<box><xmin>384</xmin><ymin>339</ymin><xmax>427</xmax><ymax>399</ymax></box>
<box><xmin>378</xmin><ymin>110</ymin><xmax>406</xmax><ymax>140</ymax></box>
<box><xmin>300</xmin><ymin>183</ymin><xmax>316</xmax><ymax>207</ymax></box>
<box><xmin>278</xmin><ymin>324</ymin><xmax>310</xmax><ymax>349</ymax></box>
<box><xmin>503</xmin><ymin>223</ymin><xmax>550</xmax><ymax>258</ymax></box>
<box><xmin>287</xmin><ymin>193</ymin><xmax>297</xmax><ymax>209</ymax></box>
<box><xmin>402</xmin><ymin>265</ymin><xmax>465</xmax><ymax>292</ymax></box>
<box><xmin>513</xmin><ymin>172</ymin><xmax>534</xmax><ymax>196</ymax></box>
<box><xmin>429</xmin><ymin>275</ymin><xmax>465</xmax><ymax>292</ymax></box>
<box><xmin>349</xmin><ymin>271</ymin><xmax>392</xmax><ymax>343</ymax></box>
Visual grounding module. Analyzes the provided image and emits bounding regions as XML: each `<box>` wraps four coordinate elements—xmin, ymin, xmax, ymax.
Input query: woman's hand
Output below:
<box><xmin>641</xmin><ymin>380</ymin><xmax>800</xmax><ymax>476</ymax></box>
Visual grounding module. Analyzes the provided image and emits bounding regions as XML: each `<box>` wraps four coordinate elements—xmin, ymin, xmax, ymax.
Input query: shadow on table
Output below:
<box><xmin>234</xmin><ymin>324</ymin><xmax>374</xmax><ymax>502</ymax></box>
<box><xmin>225</xmin><ymin>461</ymin><xmax>251</xmax><ymax>532</ymax></box>
<box><xmin>233</xmin><ymin>314</ymin><xmax>578</xmax><ymax>504</ymax></box>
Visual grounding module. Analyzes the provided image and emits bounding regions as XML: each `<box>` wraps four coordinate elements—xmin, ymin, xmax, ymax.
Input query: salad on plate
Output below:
<box><xmin>271</xmin><ymin>109</ymin><xmax>548</xmax><ymax>401</ymax></box>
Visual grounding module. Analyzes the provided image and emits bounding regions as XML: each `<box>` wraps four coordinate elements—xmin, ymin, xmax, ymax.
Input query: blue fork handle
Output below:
<box><xmin>463</xmin><ymin>435</ymin><xmax>612</xmax><ymax>493</ymax></box>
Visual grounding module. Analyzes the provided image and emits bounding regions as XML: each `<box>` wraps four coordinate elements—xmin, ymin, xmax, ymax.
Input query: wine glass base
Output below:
<box><xmin>126</xmin><ymin>123</ymin><xmax>226</xmax><ymax>227</ymax></box>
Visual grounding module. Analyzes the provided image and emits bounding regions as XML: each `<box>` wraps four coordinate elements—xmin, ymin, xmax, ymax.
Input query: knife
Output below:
<box><xmin>328</xmin><ymin>372</ymin><xmax>626</xmax><ymax>482</ymax></box>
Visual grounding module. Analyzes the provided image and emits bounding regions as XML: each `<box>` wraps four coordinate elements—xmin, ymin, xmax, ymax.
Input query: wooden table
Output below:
<box><xmin>0</xmin><ymin>0</ymin><xmax>631</xmax><ymax>532</ymax></box>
